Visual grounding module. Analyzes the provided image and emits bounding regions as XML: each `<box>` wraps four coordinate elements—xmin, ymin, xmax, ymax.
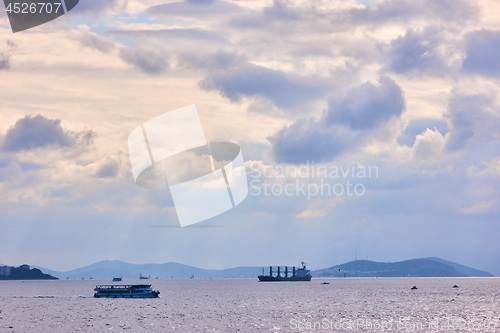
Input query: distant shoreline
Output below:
<box><xmin>2</xmin><ymin>257</ymin><xmax>494</xmax><ymax>280</ymax></box>
<box><xmin>0</xmin><ymin>265</ymin><xmax>58</xmax><ymax>281</ymax></box>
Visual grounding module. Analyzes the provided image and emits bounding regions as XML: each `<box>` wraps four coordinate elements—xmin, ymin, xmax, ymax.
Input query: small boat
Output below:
<box><xmin>321</xmin><ymin>282</ymin><xmax>330</xmax><ymax>285</ymax></box>
<box><xmin>94</xmin><ymin>284</ymin><xmax>160</xmax><ymax>298</ymax></box>
<box><xmin>112</xmin><ymin>277</ymin><xmax>122</xmax><ymax>282</ymax></box>
<box><xmin>139</xmin><ymin>273</ymin><xmax>149</xmax><ymax>279</ymax></box>
<box><xmin>258</xmin><ymin>262</ymin><xmax>312</xmax><ymax>282</ymax></box>
<box><xmin>411</xmin><ymin>286</ymin><xmax>418</xmax><ymax>290</ymax></box>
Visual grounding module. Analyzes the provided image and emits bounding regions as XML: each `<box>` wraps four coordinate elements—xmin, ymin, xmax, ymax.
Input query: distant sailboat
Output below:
<box><xmin>190</xmin><ymin>274</ymin><xmax>194</xmax><ymax>279</ymax></box>
<box><xmin>139</xmin><ymin>273</ymin><xmax>149</xmax><ymax>280</ymax></box>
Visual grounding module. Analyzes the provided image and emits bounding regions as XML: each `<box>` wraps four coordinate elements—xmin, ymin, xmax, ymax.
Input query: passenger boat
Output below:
<box><xmin>94</xmin><ymin>284</ymin><xmax>160</xmax><ymax>298</ymax></box>
<box><xmin>258</xmin><ymin>262</ymin><xmax>312</xmax><ymax>282</ymax></box>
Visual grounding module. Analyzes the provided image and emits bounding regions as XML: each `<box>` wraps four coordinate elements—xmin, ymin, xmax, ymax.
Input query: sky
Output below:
<box><xmin>0</xmin><ymin>0</ymin><xmax>499</xmax><ymax>275</ymax></box>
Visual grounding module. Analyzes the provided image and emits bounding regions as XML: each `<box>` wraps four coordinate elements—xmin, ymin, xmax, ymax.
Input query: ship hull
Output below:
<box><xmin>94</xmin><ymin>284</ymin><xmax>160</xmax><ymax>298</ymax></box>
<box><xmin>94</xmin><ymin>292</ymin><xmax>159</xmax><ymax>298</ymax></box>
<box><xmin>258</xmin><ymin>275</ymin><xmax>312</xmax><ymax>282</ymax></box>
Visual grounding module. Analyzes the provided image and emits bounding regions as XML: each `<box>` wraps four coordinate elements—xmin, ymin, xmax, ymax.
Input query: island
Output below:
<box><xmin>0</xmin><ymin>264</ymin><xmax>58</xmax><ymax>280</ymax></box>
<box><xmin>311</xmin><ymin>258</ymin><xmax>493</xmax><ymax>278</ymax></box>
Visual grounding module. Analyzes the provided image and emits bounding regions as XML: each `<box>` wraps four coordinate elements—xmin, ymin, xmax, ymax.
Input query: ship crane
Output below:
<box><xmin>259</xmin><ymin>263</ymin><xmax>311</xmax><ymax>281</ymax></box>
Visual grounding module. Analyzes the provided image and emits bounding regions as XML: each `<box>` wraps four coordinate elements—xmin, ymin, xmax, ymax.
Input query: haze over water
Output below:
<box><xmin>0</xmin><ymin>278</ymin><xmax>498</xmax><ymax>332</ymax></box>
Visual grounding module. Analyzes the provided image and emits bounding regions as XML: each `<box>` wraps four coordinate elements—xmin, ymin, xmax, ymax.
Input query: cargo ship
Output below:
<box><xmin>94</xmin><ymin>284</ymin><xmax>160</xmax><ymax>298</ymax></box>
<box><xmin>258</xmin><ymin>262</ymin><xmax>312</xmax><ymax>282</ymax></box>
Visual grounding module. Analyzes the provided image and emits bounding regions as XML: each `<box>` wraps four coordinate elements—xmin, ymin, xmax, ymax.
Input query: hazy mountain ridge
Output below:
<box><xmin>311</xmin><ymin>259</ymin><xmax>489</xmax><ymax>277</ymax></box>
<box><xmin>423</xmin><ymin>257</ymin><xmax>493</xmax><ymax>277</ymax></box>
<box><xmin>34</xmin><ymin>260</ymin><xmax>264</xmax><ymax>279</ymax></box>
<box><xmin>31</xmin><ymin>258</ymin><xmax>494</xmax><ymax>279</ymax></box>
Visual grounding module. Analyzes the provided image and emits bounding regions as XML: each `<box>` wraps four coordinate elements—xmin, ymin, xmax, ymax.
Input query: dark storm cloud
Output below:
<box><xmin>119</xmin><ymin>46</ymin><xmax>168</xmax><ymax>74</ymax></box>
<box><xmin>445</xmin><ymin>94</ymin><xmax>500</xmax><ymax>152</ymax></box>
<box><xmin>383</xmin><ymin>27</ymin><xmax>457</xmax><ymax>75</ymax></box>
<box><xmin>463</xmin><ymin>30</ymin><xmax>500</xmax><ymax>77</ymax></box>
<box><xmin>1</xmin><ymin>115</ymin><xmax>94</xmax><ymax>152</ymax></box>
<box><xmin>269</xmin><ymin>77</ymin><xmax>405</xmax><ymax>163</ymax></box>
<box><xmin>199</xmin><ymin>64</ymin><xmax>332</xmax><ymax>110</ymax></box>
<box><xmin>325</xmin><ymin>77</ymin><xmax>405</xmax><ymax>130</ymax></box>
<box><xmin>146</xmin><ymin>0</ymin><xmax>243</xmax><ymax>18</ymax></box>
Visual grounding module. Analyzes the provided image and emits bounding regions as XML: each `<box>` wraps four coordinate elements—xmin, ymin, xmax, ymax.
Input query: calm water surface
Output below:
<box><xmin>0</xmin><ymin>278</ymin><xmax>499</xmax><ymax>332</ymax></box>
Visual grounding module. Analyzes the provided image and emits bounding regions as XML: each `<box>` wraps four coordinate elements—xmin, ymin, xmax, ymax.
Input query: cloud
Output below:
<box><xmin>6</xmin><ymin>40</ymin><xmax>17</xmax><ymax>48</ymax></box>
<box><xmin>296</xmin><ymin>208</ymin><xmax>325</xmax><ymax>218</ymax></box>
<box><xmin>180</xmin><ymin>50</ymin><xmax>246</xmax><ymax>70</ymax></box>
<box><xmin>77</xmin><ymin>26</ymin><xmax>115</xmax><ymax>53</ymax></box>
<box><xmin>411</xmin><ymin>128</ymin><xmax>445</xmax><ymax>162</ymax></box>
<box><xmin>460</xmin><ymin>199</ymin><xmax>498</xmax><ymax>214</ymax></box>
<box><xmin>146</xmin><ymin>0</ymin><xmax>243</xmax><ymax>18</ymax></box>
<box><xmin>398</xmin><ymin>119</ymin><xmax>448</xmax><ymax>147</ymax></box>
<box><xmin>96</xmin><ymin>160</ymin><xmax>120</xmax><ymax>178</ymax></box>
<box><xmin>0</xmin><ymin>40</ymin><xmax>14</xmax><ymax>71</ymax></box>
<box><xmin>467</xmin><ymin>157</ymin><xmax>500</xmax><ymax>178</ymax></box>
<box><xmin>200</xmin><ymin>64</ymin><xmax>332</xmax><ymax>110</ymax></box>
<box><xmin>268</xmin><ymin>118</ymin><xmax>354</xmax><ymax>164</ymax></box>
<box><xmin>349</xmin><ymin>0</ymin><xmax>478</xmax><ymax>25</ymax></box>
<box><xmin>227</xmin><ymin>0</ymin><xmax>477</xmax><ymax>35</ymax></box>
<box><xmin>108</xmin><ymin>28</ymin><xmax>224</xmax><ymax>42</ymax></box>
<box><xmin>383</xmin><ymin>26</ymin><xmax>463</xmax><ymax>76</ymax></box>
<box><xmin>231</xmin><ymin>0</ymin><xmax>306</xmax><ymax>29</ymax></box>
<box><xmin>119</xmin><ymin>46</ymin><xmax>168</xmax><ymax>74</ymax></box>
<box><xmin>1</xmin><ymin>115</ymin><xmax>94</xmax><ymax>153</ymax></box>
<box><xmin>325</xmin><ymin>76</ymin><xmax>405</xmax><ymax>130</ymax></box>
<box><xmin>70</xmin><ymin>0</ymin><xmax>125</xmax><ymax>14</ymax></box>
<box><xmin>463</xmin><ymin>30</ymin><xmax>500</xmax><ymax>77</ymax></box>
<box><xmin>269</xmin><ymin>77</ymin><xmax>405</xmax><ymax>163</ymax></box>
<box><xmin>0</xmin><ymin>53</ymin><xmax>9</xmax><ymax>71</ymax></box>
<box><xmin>445</xmin><ymin>93</ymin><xmax>500</xmax><ymax>152</ymax></box>
<box><xmin>228</xmin><ymin>1</ymin><xmax>351</xmax><ymax>35</ymax></box>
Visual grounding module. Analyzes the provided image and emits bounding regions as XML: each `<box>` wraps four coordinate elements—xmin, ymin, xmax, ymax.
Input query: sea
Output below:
<box><xmin>0</xmin><ymin>277</ymin><xmax>498</xmax><ymax>332</ymax></box>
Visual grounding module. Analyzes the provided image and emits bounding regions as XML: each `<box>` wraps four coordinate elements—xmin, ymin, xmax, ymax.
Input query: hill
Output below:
<box><xmin>311</xmin><ymin>259</ymin><xmax>470</xmax><ymax>277</ymax></box>
<box><xmin>0</xmin><ymin>265</ymin><xmax>58</xmax><ymax>280</ymax></box>
<box><xmin>423</xmin><ymin>257</ymin><xmax>493</xmax><ymax>277</ymax></box>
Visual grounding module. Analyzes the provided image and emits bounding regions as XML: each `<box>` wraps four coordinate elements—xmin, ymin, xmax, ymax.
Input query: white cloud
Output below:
<box><xmin>461</xmin><ymin>199</ymin><xmax>498</xmax><ymax>214</ymax></box>
<box><xmin>411</xmin><ymin>128</ymin><xmax>445</xmax><ymax>162</ymax></box>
